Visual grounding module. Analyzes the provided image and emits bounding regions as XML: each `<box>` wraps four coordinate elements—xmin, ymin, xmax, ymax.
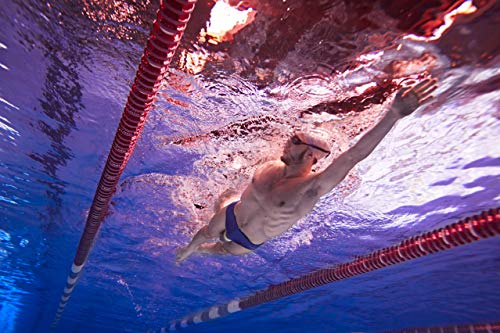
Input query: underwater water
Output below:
<box><xmin>0</xmin><ymin>0</ymin><xmax>499</xmax><ymax>332</ymax></box>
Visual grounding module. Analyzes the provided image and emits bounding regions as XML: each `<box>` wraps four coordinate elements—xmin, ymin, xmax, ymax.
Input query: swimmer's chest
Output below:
<box><xmin>268</xmin><ymin>178</ymin><xmax>318</xmax><ymax>211</ymax></box>
<box><xmin>252</xmin><ymin>163</ymin><xmax>318</xmax><ymax>212</ymax></box>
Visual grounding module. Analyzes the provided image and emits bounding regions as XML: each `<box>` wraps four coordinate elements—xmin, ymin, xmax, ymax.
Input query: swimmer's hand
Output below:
<box><xmin>392</xmin><ymin>78</ymin><xmax>438</xmax><ymax>117</ymax></box>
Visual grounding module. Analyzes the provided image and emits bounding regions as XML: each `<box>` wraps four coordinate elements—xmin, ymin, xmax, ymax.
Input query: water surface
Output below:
<box><xmin>0</xmin><ymin>1</ymin><xmax>499</xmax><ymax>332</ymax></box>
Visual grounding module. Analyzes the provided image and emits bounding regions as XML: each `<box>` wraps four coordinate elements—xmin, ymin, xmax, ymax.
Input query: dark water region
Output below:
<box><xmin>0</xmin><ymin>0</ymin><xmax>499</xmax><ymax>333</ymax></box>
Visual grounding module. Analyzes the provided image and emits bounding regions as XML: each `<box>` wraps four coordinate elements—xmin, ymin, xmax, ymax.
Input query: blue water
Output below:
<box><xmin>1</xmin><ymin>1</ymin><xmax>499</xmax><ymax>333</ymax></box>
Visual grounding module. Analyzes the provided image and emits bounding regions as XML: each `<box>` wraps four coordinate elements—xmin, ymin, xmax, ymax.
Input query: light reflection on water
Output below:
<box><xmin>348</xmin><ymin>65</ymin><xmax>500</xmax><ymax>221</ymax></box>
<box><xmin>0</xmin><ymin>0</ymin><xmax>499</xmax><ymax>332</ymax></box>
<box><xmin>0</xmin><ymin>228</ymin><xmax>30</xmax><ymax>333</ymax></box>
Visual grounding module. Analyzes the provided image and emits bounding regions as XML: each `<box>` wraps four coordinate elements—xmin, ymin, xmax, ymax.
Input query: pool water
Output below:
<box><xmin>0</xmin><ymin>1</ymin><xmax>499</xmax><ymax>332</ymax></box>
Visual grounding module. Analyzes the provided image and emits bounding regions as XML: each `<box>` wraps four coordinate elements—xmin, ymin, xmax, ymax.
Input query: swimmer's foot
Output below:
<box><xmin>175</xmin><ymin>246</ymin><xmax>194</xmax><ymax>263</ymax></box>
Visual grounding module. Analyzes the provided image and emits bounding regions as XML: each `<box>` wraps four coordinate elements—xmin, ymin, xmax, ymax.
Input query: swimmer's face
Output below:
<box><xmin>281</xmin><ymin>134</ymin><xmax>330</xmax><ymax>165</ymax></box>
<box><xmin>281</xmin><ymin>135</ymin><xmax>314</xmax><ymax>166</ymax></box>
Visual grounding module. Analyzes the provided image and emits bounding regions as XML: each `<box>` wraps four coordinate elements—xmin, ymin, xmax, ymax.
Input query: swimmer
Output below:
<box><xmin>176</xmin><ymin>78</ymin><xmax>438</xmax><ymax>262</ymax></box>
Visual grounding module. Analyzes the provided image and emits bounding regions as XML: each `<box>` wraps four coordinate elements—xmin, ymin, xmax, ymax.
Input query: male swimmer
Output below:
<box><xmin>176</xmin><ymin>78</ymin><xmax>438</xmax><ymax>262</ymax></box>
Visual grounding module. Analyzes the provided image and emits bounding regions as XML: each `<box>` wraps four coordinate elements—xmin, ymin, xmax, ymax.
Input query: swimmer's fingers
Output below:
<box><xmin>417</xmin><ymin>82</ymin><xmax>438</xmax><ymax>96</ymax></box>
<box><xmin>413</xmin><ymin>78</ymin><xmax>438</xmax><ymax>94</ymax></box>
<box><xmin>417</xmin><ymin>84</ymin><xmax>438</xmax><ymax>103</ymax></box>
<box><xmin>418</xmin><ymin>95</ymin><xmax>434</xmax><ymax>105</ymax></box>
<box><xmin>399</xmin><ymin>86</ymin><xmax>412</xmax><ymax>98</ymax></box>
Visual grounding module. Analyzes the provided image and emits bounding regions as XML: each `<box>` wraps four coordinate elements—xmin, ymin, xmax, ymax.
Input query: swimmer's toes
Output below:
<box><xmin>175</xmin><ymin>247</ymin><xmax>189</xmax><ymax>263</ymax></box>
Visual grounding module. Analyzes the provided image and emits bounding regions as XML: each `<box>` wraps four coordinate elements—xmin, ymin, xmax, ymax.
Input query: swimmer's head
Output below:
<box><xmin>281</xmin><ymin>130</ymin><xmax>330</xmax><ymax>166</ymax></box>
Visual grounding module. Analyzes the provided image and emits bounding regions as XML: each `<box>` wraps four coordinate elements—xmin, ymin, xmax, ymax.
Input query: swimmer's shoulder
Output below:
<box><xmin>252</xmin><ymin>160</ymin><xmax>284</xmax><ymax>189</ymax></box>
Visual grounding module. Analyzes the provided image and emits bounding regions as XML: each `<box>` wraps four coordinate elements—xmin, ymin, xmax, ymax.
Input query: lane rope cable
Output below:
<box><xmin>379</xmin><ymin>321</ymin><xmax>500</xmax><ymax>333</ymax></box>
<box><xmin>50</xmin><ymin>0</ymin><xmax>198</xmax><ymax>331</ymax></box>
<box><xmin>156</xmin><ymin>208</ymin><xmax>499</xmax><ymax>332</ymax></box>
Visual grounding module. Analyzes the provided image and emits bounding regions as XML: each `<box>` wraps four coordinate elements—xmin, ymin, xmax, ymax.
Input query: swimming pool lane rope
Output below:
<box><xmin>380</xmin><ymin>321</ymin><xmax>500</xmax><ymax>333</ymax></box>
<box><xmin>157</xmin><ymin>208</ymin><xmax>499</xmax><ymax>332</ymax></box>
<box><xmin>50</xmin><ymin>0</ymin><xmax>198</xmax><ymax>331</ymax></box>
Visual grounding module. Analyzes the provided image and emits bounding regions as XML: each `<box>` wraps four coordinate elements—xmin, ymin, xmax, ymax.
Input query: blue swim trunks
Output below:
<box><xmin>222</xmin><ymin>201</ymin><xmax>262</xmax><ymax>251</ymax></box>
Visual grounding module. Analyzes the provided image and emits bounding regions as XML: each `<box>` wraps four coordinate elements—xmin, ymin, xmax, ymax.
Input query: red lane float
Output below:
<box><xmin>380</xmin><ymin>321</ymin><xmax>500</xmax><ymax>333</ymax></box>
<box><xmin>240</xmin><ymin>208</ymin><xmax>499</xmax><ymax>308</ymax></box>
<box><xmin>51</xmin><ymin>0</ymin><xmax>198</xmax><ymax>331</ymax></box>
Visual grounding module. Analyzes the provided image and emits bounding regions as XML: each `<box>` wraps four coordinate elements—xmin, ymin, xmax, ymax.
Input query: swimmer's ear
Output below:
<box><xmin>306</xmin><ymin>149</ymin><xmax>315</xmax><ymax>159</ymax></box>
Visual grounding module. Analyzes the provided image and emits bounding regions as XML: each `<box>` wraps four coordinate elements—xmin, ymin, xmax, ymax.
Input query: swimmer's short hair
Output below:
<box><xmin>293</xmin><ymin>130</ymin><xmax>331</xmax><ymax>159</ymax></box>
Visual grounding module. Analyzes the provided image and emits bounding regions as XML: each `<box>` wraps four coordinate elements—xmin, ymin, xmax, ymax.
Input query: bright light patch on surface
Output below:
<box><xmin>404</xmin><ymin>0</ymin><xmax>477</xmax><ymax>42</ymax></box>
<box><xmin>182</xmin><ymin>1</ymin><xmax>255</xmax><ymax>73</ymax></box>
<box><xmin>0</xmin><ymin>63</ymin><xmax>9</xmax><ymax>71</ymax></box>
<box><xmin>232</xmin><ymin>156</ymin><xmax>244</xmax><ymax>170</ymax></box>
<box><xmin>355</xmin><ymin>82</ymin><xmax>377</xmax><ymax>95</ymax></box>
<box><xmin>340</xmin><ymin>50</ymin><xmax>384</xmax><ymax>76</ymax></box>
<box><xmin>81</xmin><ymin>0</ymin><xmax>149</xmax><ymax>40</ymax></box>
<box><xmin>292</xmin><ymin>79</ymin><xmax>334</xmax><ymax>97</ymax></box>
<box><xmin>430</xmin><ymin>206</ymin><xmax>459</xmax><ymax>215</ymax></box>
<box><xmin>356</xmin><ymin>50</ymin><xmax>384</xmax><ymax>63</ymax></box>
<box><xmin>0</xmin><ymin>43</ymin><xmax>7</xmax><ymax>49</ymax></box>
<box><xmin>0</xmin><ymin>116</ymin><xmax>20</xmax><ymax>137</ymax></box>
<box><xmin>0</xmin><ymin>229</ymin><xmax>11</xmax><ymax>241</ymax></box>
<box><xmin>0</xmin><ymin>196</ymin><xmax>18</xmax><ymax>205</ymax></box>
<box><xmin>179</xmin><ymin>49</ymin><xmax>208</xmax><ymax>75</ymax></box>
<box><xmin>0</xmin><ymin>98</ymin><xmax>20</xmax><ymax>110</ymax></box>
<box><xmin>203</xmin><ymin>1</ymin><xmax>255</xmax><ymax>44</ymax></box>
<box><xmin>463</xmin><ymin>67</ymin><xmax>500</xmax><ymax>85</ymax></box>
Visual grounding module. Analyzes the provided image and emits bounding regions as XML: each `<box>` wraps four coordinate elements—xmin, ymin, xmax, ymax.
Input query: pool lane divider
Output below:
<box><xmin>156</xmin><ymin>208</ymin><xmax>499</xmax><ymax>332</ymax></box>
<box><xmin>379</xmin><ymin>321</ymin><xmax>500</xmax><ymax>333</ymax></box>
<box><xmin>50</xmin><ymin>0</ymin><xmax>198</xmax><ymax>331</ymax></box>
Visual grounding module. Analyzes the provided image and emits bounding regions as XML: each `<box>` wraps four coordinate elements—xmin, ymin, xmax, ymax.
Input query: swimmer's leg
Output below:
<box><xmin>176</xmin><ymin>208</ymin><xmax>227</xmax><ymax>263</ymax></box>
<box><xmin>196</xmin><ymin>242</ymin><xmax>228</xmax><ymax>255</ymax></box>
<box><xmin>176</xmin><ymin>226</ymin><xmax>212</xmax><ymax>263</ymax></box>
<box><xmin>197</xmin><ymin>242</ymin><xmax>252</xmax><ymax>256</ymax></box>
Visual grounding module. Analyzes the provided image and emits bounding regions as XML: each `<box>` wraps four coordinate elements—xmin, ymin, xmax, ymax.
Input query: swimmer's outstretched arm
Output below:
<box><xmin>314</xmin><ymin>78</ymin><xmax>438</xmax><ymax>196</ymax></box>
